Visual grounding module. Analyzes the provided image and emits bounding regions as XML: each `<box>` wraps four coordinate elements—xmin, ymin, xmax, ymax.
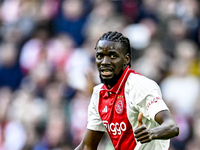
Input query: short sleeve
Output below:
<box><xmin>139</xmin><ymin>89</ymin><xmax>169</xmax><ymax>120</ymax></box>
<box><xmin>87</xmin><ymin>86</ymin><xmax>106</xmax><ymax>132</ymax></box>
<box><xmin>127</xmin><ymin>73</ymin><xmax>169</xmax><ymax>121</ymax></box>
<box><xmin>137</xmin><ymin>83</ymin><xmax>169</xmax><ymax>120</ymax></box>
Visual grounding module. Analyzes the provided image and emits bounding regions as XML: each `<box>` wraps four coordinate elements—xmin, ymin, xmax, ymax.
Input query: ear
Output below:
<box><xmin>124</xmin><ymin>53</ymin><xmax>130</xmax><ymax>66</ymax></box>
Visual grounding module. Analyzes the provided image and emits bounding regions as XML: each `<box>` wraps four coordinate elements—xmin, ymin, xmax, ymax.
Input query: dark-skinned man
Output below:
<box><xmin>75</xmin><ymin>31</ymin><xmax>179</xmax><ymax>150</ymax></box>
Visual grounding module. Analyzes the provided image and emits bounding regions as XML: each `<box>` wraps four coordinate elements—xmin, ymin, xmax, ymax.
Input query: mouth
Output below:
<box><xmin>100</xmin><ymin>68</ymin><xmax>113</xmax><ymax>77</ymax></box>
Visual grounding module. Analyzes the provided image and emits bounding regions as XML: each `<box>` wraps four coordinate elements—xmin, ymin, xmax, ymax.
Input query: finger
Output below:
<box><xmin>136</xmin><ymin>133</ymin><xmax>150</xmax><ymax>141</ymax></box>
<box><xmin>139</xmin><ymin>134</ymin><xmax>153</xmax><ymax>144</ymax></box>
<box><xmin>138</xmin><ymin>112</ymin><xmax>143</xmax><ymax>127</ymax></box>
<box><xmin>134</xmin><ymin>128</ymin><xmax>149</xmax><ymax>138</ymax></box>
<box><xmin>140</xmin><ymin>138</ymin><xmax>152</xmax><ymax>144</ymax></box>
<box><xmin>134</xmin><ymin>124</ymin><xmax>146</xmax><ymax>134</ymax></box>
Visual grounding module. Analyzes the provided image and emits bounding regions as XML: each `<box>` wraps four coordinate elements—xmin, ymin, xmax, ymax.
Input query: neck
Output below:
<box><xmin>107</xmin><ymin>85</ymin><xmax>112</xmax><ymax>89</ymax></box>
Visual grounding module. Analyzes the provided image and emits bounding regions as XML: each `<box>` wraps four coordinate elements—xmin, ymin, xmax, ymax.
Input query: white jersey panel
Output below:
<box><xmin>87</xmin><ymin>84</ymin><xmax>106</xmax><ymax>132</ymax></box>
<box><xmin>134</xmin><ymin>140</ymin><xmax>170</xmax><ymax>150</ymax></box>
<box><xmin>125</xmin><ymin>73</ymin><xmax>170</xmax><ymax>150</ymax></box>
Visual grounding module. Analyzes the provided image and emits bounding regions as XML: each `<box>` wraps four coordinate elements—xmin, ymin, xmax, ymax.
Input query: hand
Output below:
<box><xmin>134</xmin><ymin>112</ymin><xmax>153</xmax><ymax>144</ymax></box>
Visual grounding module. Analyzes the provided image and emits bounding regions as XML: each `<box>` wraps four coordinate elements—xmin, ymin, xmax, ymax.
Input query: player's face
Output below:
<box><xmin>95</xmin><ymin>40</ymin><xmax>128</xmax><ymax>87</ymax></box>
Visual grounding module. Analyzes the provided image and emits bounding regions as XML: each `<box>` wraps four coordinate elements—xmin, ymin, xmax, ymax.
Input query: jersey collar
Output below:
<box><xmin>101</xmin><ymin>66</ymin><xmax>130</xmax><ymax>94</ymax></box>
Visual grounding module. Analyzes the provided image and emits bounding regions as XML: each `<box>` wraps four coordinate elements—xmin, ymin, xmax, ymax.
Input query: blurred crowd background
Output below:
<box><xmin>0</xmin><ymin>0</ymin><xmax>199</xmax><ymax>150</ymax></box>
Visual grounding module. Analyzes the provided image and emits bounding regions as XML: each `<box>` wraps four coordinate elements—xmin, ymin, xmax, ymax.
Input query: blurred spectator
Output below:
<box><xmin>0</xmin><ymin>88</ymin><xmax>33</xmax><ymax>150</ymax></box>
<box><xmin>160</xmin><ymin>59</ymin><xmax>200</xmax><ymax>150</ymax></box>
<box><xmin>174</xmin><ymin>39</ymin><xmax>200</xmax><ymax>76</ymax></box>
<box><xmin>33</xmin><ymin>109</ymin><xmax>67</xmax><ymax>150</ymax></box>
<box><xmin>138</xmin><ymin>0</ymin><xmax>159</xmax><ymax>21</ymax></box>
<box><xmin>133</xmin><ymin>41</ymin><xmax>169</xmax><ymax>83</ymax></box>
<box><xmin>83</xmin><ymin>0</ymin><xmax>127</xmax><ymax>40</ymax></box>
<box><xmin>161</xmin><ymin>58</ymin><xmax>199</xmax><ymax>117</ymax></box>
<box><xmin>52</xmin><ymin>0</ymin><xmax>91</xmax><ymax>46</ymax></box>
<box><xmin>69</xmin><ymin>90</ymin><xmax>90</xmax><ymax>147</ymax></box>
<box><xmin>123</xmin><ymin>20</ymin><xmax>151</xmax><ymax>50</ymax></box>
<box><xmin>47</xmin><ymin>33</ymin><xmax>75</xmax><ymax>70</ymax></box>
<box><xmin>0</xmin><ymin>42</ymin><xmax>24</xmax><ymax>90</ymax></box>
<box><xmin>120</xmin><ymin>0</ymin><xmax>140</xmax><ymax>23</ymax></box>
<box><xmin>19</xmin><ymin>25</ymin><xmax>51</xmax><ymax>73</ymax></box>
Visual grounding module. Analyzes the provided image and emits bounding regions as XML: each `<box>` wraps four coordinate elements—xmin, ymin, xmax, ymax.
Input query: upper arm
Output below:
<box><xmin>75</xmin><ymin>129</ymin><xmax>105</xmax><ymax>150</ymax></box>
<box><xmin>154</xmin><ymin>110</ymin><xmax>176</xmax><ymax>125</ymax></box>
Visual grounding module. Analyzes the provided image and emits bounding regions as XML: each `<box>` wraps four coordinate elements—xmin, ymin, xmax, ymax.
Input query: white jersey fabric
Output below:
<box><xmin>87</xmin><ymin>68</ymin><xmax>170</xmax><ymax>150</ymax></box>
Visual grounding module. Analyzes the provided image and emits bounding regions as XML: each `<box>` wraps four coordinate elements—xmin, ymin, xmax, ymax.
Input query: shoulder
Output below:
<box><xmin>93</xmin><ymin>83</ymin><xmax>104</xmax><ymax>93</ymax></box>
<box><xmin>127</xmin><ymin>72</ymin><xmax>160</xmax><ymax>91</ymax></box>
<box><xmin>89</xmin><ymin>83</ymin><xmax>103</xmax><ymax>103</ymax></box>
<box><xmin>125</xmin><ymin>72</ymin><xmax>161</xmax><ymax>104</ymax></box>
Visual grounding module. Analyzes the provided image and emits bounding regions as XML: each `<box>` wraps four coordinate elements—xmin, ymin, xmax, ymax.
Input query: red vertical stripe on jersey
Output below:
<box><xmin>98</xmin><ymin>67</ymin><xmax>137</xmax><ymax>150</ymax></box>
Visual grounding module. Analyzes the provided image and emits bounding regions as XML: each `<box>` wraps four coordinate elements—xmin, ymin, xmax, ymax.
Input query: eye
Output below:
<box><xmin>110</xmin><ymin>54</ymin><xmax>117</xmax><ymax>59</ymax></box>
<box><xmin>96</xmin><ymin>54</ymin><xmax>103</xmax><ymax>59</ymax></box>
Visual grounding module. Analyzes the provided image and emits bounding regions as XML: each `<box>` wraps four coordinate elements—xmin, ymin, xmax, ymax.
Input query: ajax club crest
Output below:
<box><xmin>115</xmin><ymin>99</ymin><xmax>123</xmax><ymax>115</ymax></box>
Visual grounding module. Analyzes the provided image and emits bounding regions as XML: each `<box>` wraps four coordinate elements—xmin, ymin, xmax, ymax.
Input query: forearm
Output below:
<box><xmin>75</xmin><ymin>143</ymin><xmax>94</xmax><ymax>150</ymax></box>
<box><xmin>74</xmin><ymin>144</ymin><xmax>84</xmax><ymax>150</ymax></box>
<box><xmin>150</xmin><ymin>118</ymin><xmax>179</xmax><ymax>140</ymax></box>
<box><xmin>75</xmin><ymin>129</ymin><xmax>104</xmax><ymax>150</ymax></box>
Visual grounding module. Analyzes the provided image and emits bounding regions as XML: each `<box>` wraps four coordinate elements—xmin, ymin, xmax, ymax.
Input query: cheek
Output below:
<box><xmin>96</xmin><ymin>60</ymin><xmax>101</xmax><ymax>68</ymax></box>
<box><xmin>114</xmin><ymin>60</ymin><xmax>124</xmax><ymax>73</ymax></box>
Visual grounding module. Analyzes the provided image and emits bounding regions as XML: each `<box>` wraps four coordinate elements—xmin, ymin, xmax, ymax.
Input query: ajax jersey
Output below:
<box><xmin>87</xmin><ymin>67</ymin><xmax>170</xmax><ymax>150</ymax></box>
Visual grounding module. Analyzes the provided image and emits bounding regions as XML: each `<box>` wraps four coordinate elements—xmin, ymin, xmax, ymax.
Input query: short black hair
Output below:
<box><xmin>95</xmin><ymin>31</ymin><xmax>131</xmax><ymax>67</ymax></box>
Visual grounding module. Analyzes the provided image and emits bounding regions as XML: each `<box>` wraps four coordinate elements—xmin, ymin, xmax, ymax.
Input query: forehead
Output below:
<box><xmin>96</xmin><ymin>40</ymin><xmax>122</xmax><ymax>51</ymax></box>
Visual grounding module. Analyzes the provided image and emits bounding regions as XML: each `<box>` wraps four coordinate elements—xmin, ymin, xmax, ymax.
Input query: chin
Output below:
<box><xmin>99</xmin><ymin>71</ymin><xmax>124</xmax><ymax>86</ymax></box>
<box><xmin>100</xmin><ymin>75</ymin><xmax>113</xmax><ymax>81</ymax></box>
<box><xmin>100</xmin><ymin>75</ymin><xmax>118</xmax><ymax>87</ymax></box>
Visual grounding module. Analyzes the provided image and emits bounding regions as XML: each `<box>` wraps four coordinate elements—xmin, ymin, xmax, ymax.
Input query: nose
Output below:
<box><xmin>101</xmin><ymin>56</ymin><xmax>111</xmax><ymax>65</ymax></box>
